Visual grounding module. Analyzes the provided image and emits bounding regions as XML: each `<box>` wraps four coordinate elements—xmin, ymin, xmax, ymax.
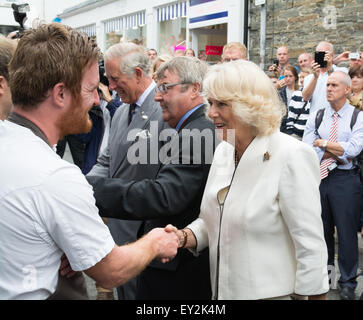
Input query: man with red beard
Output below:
<box><xmin>0</xmin><ymin>23</ymin><xmax>178</xmax><ymax>300</ymax></box>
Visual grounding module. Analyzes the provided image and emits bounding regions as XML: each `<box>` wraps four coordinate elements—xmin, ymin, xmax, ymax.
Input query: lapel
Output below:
<box><xmin>158</xmin><ymin>104</ymin><xmax>207</xmax><ymax>164</ymax></box>
<box><xmin>223</xmin><ymin>134</ymin><xmax>272</xmax><ymax>213</ymax></box>
<box><xmin>110</xmin><ymin>87</ymin><xmax>159</xmax><ymax>177</ymax></box>
<box><xmin>178</xmin><ymin>104</ymin><xmax>206</xmax><ymax>132</ymax></box>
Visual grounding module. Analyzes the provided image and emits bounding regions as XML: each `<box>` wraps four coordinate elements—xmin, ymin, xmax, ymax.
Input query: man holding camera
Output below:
<box><xmin>302</xmin><ymin>41</ymin><xmax>348</xmax><ymax>114</ymax></box>
<box><xmin>303</xmin><ymin>71</ymin><xmax>363</xmax><ymax>300</ymax></box>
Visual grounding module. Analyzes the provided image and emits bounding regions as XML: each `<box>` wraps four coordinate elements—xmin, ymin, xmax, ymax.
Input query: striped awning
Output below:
<box><xmin>104</xmin><ymin>16</ymin><xmax>124</xmax><ymax>33</ymax></box>
<box><xmin>157</xmin><ymin>1</ymin><xmax>187</xmax><ymax>22</ymax></box>
<box><xmin>76</xmin><ymin>24</ymin><xmax>96</xmax><ymax>37</ymax></box>
<box><xmin>104</xmin><ymin>11</ymin><xmax>146</xmax><ymax>33</ymax></box>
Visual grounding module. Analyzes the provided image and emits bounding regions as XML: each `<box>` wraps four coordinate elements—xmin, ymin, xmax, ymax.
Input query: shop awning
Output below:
<box><xmin>157</xmin><ymin>1</ymin><xmax>187</xmax><ymax>22</ymax></box>
<box><xmin>104</xmin><ymin>11</ymin><xmax>146</xmax><ymax>33</ymax></box>
<box><xmin>76</xmin><ymin>23</ymin><xmax>96</xmax><ymax>37</ymax></box>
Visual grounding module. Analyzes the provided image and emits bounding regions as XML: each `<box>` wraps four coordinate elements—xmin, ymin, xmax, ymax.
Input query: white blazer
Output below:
<box><xmin>188</xmin><ymin>132</ymin><xmax>329</xmax><ymax>300</ymax></box>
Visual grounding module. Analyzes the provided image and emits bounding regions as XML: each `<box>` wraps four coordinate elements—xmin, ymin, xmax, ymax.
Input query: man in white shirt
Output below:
<box><xmin>0</xmin><ymin>23</ymin><xmax>178</xmax><ymax>300</ymax></box>
<box><xmin>302</xmin><ymin>41</ymin><xmax>348</xmax><ymax>114</ymax></box>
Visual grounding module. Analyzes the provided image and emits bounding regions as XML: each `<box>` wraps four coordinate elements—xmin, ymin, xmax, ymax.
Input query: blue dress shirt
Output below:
<box><xmin>303</xmin><ymin>102</ymin><xmax>363</xmax><ymax>170</ymax></box>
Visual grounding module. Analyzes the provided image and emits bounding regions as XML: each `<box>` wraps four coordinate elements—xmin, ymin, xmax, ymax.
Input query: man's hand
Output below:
<box><xmin>268</xmin><ymin>64</ymin><xmax>281</xmax><ymax>74</ymax></box>
<box><xmin>147</xmin><ymin>228</ymin><xmax>178</xmax><ymax>264</ymax></box>
<box><xmin>324</xmin><ymin>51</ymin><xmax>333</xmax><ymax>71</ymax></box>
<box><xmin>59</xmin><ymin>254</ymin><xmax>77</xmax><ymax>278</ymax></box>
<box><xmin>276</xmin><ymin>78</ymin><xmax>286</xmax><ymax>90</ymax></box>
<box><xmin>313</xmin><ymin>139</ymin><xmax>325</xmax><ymax>148</ymax></box>
<box><xmin>333</xmin><ymin>51</ymin><xmax>350</xmax><ymax>65</ymax></box>
<box><xmin>311</xmin><ymin>61</ymin><xmax>321</xmax><ymax>78</ymax></box>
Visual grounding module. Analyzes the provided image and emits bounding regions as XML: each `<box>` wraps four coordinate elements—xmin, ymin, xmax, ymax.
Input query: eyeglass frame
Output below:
<box><xmin>157</xmin><ymin>82</ymin><xmax>191</xmax><ymax>94</ymax></box>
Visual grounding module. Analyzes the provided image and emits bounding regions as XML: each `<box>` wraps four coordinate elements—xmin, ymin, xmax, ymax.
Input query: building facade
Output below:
<box><xmin>56</xmin><ymin>0</ymin><xmax>363</xmax><ymax>68</ymax></box>
<box><xmin>249</xmin><ymin>0</ymin><xmax>362</xmax><ymax>69</ymax></box>
<box><xmin>58</xmin><ymin>0</ymin><xmax>247</xmax><ymax>63</ymax></box>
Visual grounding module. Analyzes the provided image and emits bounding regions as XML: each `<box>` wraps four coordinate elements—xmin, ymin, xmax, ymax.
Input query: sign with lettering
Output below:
<box><xmin>205</xmin><ymin>45</ymin><xmax>223</xmax><ymax>56</ymax></box>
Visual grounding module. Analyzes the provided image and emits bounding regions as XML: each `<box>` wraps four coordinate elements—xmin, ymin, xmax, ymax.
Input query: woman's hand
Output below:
<box><xmin>98</xmin><ymin>83</ymin><xmax>112</xmax><ymax>103</ymax></box>
<box><xmin>164</xmin><ymin>225</ymin><xmax>197</xmax><ymax>249</ymax></box>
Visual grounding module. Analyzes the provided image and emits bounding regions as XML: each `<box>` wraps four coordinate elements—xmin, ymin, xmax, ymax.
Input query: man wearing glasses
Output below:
<box><xmin>87</xmin><ymin>57</ymin><xmax>216</xmax><ymax>300</ymax></box>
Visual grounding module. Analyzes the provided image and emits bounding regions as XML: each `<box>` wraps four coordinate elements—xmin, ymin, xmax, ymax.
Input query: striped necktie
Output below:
<box><xmin>320</xmin><ymin>112</ymin><xmax>338</xmax><ymax>179</ymax></box>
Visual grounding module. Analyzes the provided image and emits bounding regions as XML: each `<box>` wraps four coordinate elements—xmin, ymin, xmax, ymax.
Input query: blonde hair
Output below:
<box><xmin>203</xmin><ymin>60</ymin><xmax>285</xmax><ymax>136</ymax></box>
<box><xmin>151</xmin><ymin>54</ymin><xmax>172</xmax><ymax>74</ymax></box>
<box><xmin>222</xmin><ymin>42</ymin><xmax>247</xmax><ymax>59</ymax></box>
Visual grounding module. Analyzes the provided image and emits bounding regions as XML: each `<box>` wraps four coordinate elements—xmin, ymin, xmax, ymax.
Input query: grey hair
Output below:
<box><xmin>156</xmin><ymin>56</ymin><xmax>209</xmax><ymax>92</ymax></box>
<box><xmin>316</xmin><ymin>41</ymin><xmax>334</xmax><ymax>53</ymax></box>
<box><xmin>104</xmin><ymin>42</ymin><xmax>151</xmax><ymax>77</ymax></box>
<box><xmin>0</xmin><ymin>35</ymin><xmax>17</xmax><ymax>81</ymax></box>
<box><xmin>331</xmin><ymin>71</ymin><xmax>352</xmax><ymax>87</ymax></box>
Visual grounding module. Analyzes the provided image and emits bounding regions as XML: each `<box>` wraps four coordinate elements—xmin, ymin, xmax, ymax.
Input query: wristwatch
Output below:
<box><xmin>322</xmin><ymin>140</ymin><xmax>328</xmax><ymax>148</ymax></box>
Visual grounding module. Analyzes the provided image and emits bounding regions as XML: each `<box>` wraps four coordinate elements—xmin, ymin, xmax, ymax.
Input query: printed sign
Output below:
<box><xmin>205</xmin><ymin>45</ymin><xmax>223</xmax><ymax>56</ymax></box>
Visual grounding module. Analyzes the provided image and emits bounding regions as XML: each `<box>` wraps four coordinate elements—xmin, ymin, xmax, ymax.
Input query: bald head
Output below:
<box><xmin>327</xmin><ymin>71</ymin><xmax>351</xmax><ymax>109</ymax></box>
<box><xmin>276</xmin><ymin>46</ymin><xmax>289</xmax><ymax>67</ymax></box>
<box><xmin>316</xmin><ymin>41</ymin><xmax>334</xmax><ymax>54</ymax></box>
<box><xmin>330</xmin><ymin>71</ymin><xmax>352</xmax><ymax>87</ymax></box>
<box><xmin>298</xmin><ymin>53</ymin><xmax>313</xmax><ymax>69</ymax></box>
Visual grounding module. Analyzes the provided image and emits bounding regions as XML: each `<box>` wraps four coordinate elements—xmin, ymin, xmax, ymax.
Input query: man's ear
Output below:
<box><xmin>51</xmin><ymin>83</ymin><xmax>71</xmax><ymax>109</ymax></box>
<box><xmin>0</xmin><ymin>76</ymin><xmax>7</xmax><ymax>96</ymax></box>
<box><xmin>134</xmin><ymin>67</ymin><xmax>144</xmax><ymax>81</ymax></box>
<box><xmin>345</xmin><ymin>85</ymin><xmax>351</xmax><ymax>96</ymax></box>
<box><xmin>190</xmin><ymin>82</ymin><xmax>202</xmax><ymax>99</ymax></box>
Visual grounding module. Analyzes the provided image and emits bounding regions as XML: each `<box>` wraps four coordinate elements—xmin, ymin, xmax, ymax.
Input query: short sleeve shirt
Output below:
<box><xmin>0</xmin><ymin>121</ymin><xmax>115</xmax><ymax>299</ymax></box>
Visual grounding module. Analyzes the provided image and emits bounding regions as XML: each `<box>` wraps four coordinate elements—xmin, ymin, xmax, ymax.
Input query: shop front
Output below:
<box><xmin>188</xmin><ymin>0</ymin><xmax>247</xmax><ymax>63</ymax></box>
<box><xmin>58</xmin><ymin>0</ymin><xmax>247</xmax><ymax>58</ymax></box>
<box><xmin>104</xmin><ymin>11</ymin><xmax>146</xmax><ymax>50</ymax></box>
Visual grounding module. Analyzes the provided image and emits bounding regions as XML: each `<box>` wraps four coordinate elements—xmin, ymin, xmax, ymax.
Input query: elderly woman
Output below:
<box><xmin>167</xmin><ymin>60</ymin><xmax>329</xmax><ymax>300</ymax></box>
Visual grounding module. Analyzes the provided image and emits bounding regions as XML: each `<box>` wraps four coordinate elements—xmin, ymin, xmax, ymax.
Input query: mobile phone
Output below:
<box><xmin>315</xmin><ymin>51</ymin><xmax>327</xmax><ymax>68</ymax></box>
<box><xmin>349</xmin><ymin>52</ymin><xmax>360</xmax><ymax>60</ymax></box>
<box><xmin>273</xmin><ymin>59</ymin><xmax>279</xmax><ymax>66</ymax></box>
<box><xmin>279</xmin><ymin>75</ymin><xmax>285</xmax><ymax>80</ymax></box>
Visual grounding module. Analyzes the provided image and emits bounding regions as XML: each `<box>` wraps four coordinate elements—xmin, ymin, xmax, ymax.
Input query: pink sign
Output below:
<box><xmin>174</xmin><ymin>45</ymin><xmax>186</xmax><ymax>52</ymax></box>
<box><xmin>205</xmin><ymin>45</ymin><xmax>223</xmax><ymax>56</ymax></box>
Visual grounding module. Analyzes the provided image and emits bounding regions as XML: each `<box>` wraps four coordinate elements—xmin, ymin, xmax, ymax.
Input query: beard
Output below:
<box><xmin>57</xmin><ymin>95</ymin><xmax>93</xmax><ymax>139</ymax></box>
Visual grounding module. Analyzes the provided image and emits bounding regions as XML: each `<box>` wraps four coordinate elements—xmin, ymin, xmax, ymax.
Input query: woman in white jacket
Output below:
<box><xmin>166</xmin><ymin>60</ymin><xmax>329</xmax><ymax>300</ymax></box>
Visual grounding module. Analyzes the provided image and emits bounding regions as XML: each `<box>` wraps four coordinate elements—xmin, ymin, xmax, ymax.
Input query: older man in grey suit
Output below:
<box><xmin>87</xmin><ymin>42</ymin><xmax>167</xmax><ymax>300</ymax></box>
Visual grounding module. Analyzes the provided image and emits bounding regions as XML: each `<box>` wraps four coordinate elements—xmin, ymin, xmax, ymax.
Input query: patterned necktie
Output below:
<box><xmin>128</xmin><ymin>103</ymin><xmax>137</xmax><ymax>125</ymax></box>
<box><xmin>320</xmin><ymin>112</ymin><xmax>338</xmax><ymax>179</ymax></box>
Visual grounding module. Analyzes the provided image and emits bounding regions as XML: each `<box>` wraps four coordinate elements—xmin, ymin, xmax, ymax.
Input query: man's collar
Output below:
<box><xmin>175</xmin><ymin>103</ymin><xmax>204</xmax><ymax>132</ymax></box>
<box><xmin>135</xmin><ymin>80</ymin><xmax>156</xmax><ymax>107</ymax></box>
<box><xmin>7</xmin><ymin>112</ymin><xmax>51</xmax><ymax>147</ymax></box>
<box><xmin>328</xmin><ymin>101</ymin><xmax>350</xmax><ymax>116</ymax></box>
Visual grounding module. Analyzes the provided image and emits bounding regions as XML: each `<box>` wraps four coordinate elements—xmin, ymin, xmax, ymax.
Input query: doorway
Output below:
<box><xmin>190</xmin><ymin>23</ymin><xmax>227</xmax><ymax>64</ymax></box>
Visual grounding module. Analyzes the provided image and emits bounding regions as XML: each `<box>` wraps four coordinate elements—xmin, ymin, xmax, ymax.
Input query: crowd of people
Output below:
<box><xmin>0</xmin><ymin>23</ymin><xmax>362</xmax><ymax>301</ymax></box>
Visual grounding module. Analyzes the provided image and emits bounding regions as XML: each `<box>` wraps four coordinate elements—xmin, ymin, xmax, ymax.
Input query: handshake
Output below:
<box><xmin>149</xmin><ymin>224</ymin><xmax>190</xmax><ymax>264</ymax></box>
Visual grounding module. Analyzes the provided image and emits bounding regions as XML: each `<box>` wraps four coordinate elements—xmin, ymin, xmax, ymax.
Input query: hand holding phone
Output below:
<box><xmin>315</xmin><ymin>51</ymin><xmax>327</xmax><ymax>68</ymax></box>
<box><xmin>349</xmin><ymin>52</ymin><xmax>360</xmax><ymax>60</ymax></box>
